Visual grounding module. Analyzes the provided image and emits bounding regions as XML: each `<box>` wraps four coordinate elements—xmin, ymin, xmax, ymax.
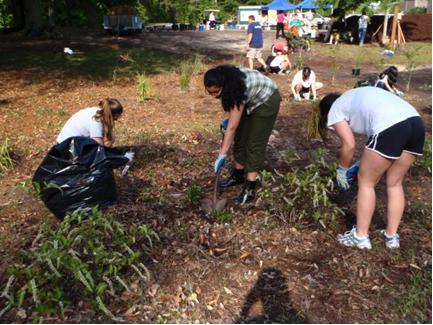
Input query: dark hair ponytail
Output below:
<box><xmin>204</xmin><ymin>65</ymin><xmax>247</xmax><ymax>112</ymax></box>
<box><xmin>379</xmin><ymin>66</ymin><xmax>398</xmax><ymax>87</ymax></box>
<box><xmin>318</xmin><ymin>93</ymin><xmax>341</xmax><ymax>141</ymax></box>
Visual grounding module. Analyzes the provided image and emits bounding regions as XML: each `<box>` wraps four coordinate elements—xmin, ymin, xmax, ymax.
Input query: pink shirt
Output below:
<box><xmin>277</xmin><ymin>13</ymin><xmax>285</xmax><ymax>23</ymax></box>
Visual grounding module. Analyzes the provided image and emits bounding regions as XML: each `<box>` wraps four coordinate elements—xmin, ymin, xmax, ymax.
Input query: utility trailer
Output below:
<box><xmin>103</xmin><ymin>6</ymin><xmax>143</xmax><ymax>35</ymax></box>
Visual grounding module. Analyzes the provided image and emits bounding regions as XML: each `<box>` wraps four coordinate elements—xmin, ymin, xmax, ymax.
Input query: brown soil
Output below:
<box><xmin>401</xmin><ymin>14</ymin><xmax>432</xmax><ymax>42</ymax></box>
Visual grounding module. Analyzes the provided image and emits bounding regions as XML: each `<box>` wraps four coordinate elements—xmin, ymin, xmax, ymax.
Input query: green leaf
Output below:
<box><xmin>96</xmin><ymin>282</ymin><xmax>108</xmax><ymax>296</ymax></box>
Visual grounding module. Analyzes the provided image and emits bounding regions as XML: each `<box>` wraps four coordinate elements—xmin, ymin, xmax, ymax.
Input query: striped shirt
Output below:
<box><xmin>240</xmin><ymin>68</ymin><xmax>278</xmax><ymax>114</ymax></box>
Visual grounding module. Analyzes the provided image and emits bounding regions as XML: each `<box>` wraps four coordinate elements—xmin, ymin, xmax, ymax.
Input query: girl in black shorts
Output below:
<box><xmin>318</xmin><ymin>87</ymin><xmax>425</xmax><ymax>250</ymax></box>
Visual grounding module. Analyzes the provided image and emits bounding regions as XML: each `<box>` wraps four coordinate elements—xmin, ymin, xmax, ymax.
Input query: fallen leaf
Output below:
<box><xmin>187</xmin><ymin>293</ymin><xmax>199</xmax><ymax>304</ymax></box>
<box><xmin>223</xmin><ymin>287</ymin><xmax>233</xmax><ymax>295</ymax></box>
<box><xmin>409</xmin><ymin>263</ymin><xmax>421</xmax><ymax>270</ymax></box>
<box><xmin>240</xmin><ymin>252</ymin><xmax>250</xmax><ymax>259</ymax></box>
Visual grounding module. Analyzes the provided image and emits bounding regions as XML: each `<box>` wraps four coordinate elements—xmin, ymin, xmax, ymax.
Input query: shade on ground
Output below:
<box><xmin>261</xmin><ymin>0</ymin><xmax>297</xmax><ymax>11</ymax></box>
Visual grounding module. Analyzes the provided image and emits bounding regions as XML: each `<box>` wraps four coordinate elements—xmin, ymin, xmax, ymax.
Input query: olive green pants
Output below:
<box><xmin>233</xmin><ymin>89</ymin><xmax>281</xmax><ymax>173</ymax></box>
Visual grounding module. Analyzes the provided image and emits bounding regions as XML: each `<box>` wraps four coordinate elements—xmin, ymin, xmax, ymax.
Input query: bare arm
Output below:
<box><xmin>220</xmin><ymin>105</ymin><xmax>244</xmax><ymax>156</ymax></box>
<box><xmin>333</xmin><ymin>120</ymin><xmax>356</xmax><ymax>168</ymax></box>
<box><xmin>247</xmin><ymin>33</ymin><xmax>252</xmax><ymax>46</ymax></box>
<box><xmin>92</xmin><ymin>137</ymin><xmax>104</xmax><ymax>145</ymax></box>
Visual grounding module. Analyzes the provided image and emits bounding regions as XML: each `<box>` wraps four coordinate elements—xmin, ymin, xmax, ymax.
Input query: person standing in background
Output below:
<box><xmin>246</xmin><ymin>15</ymin><xmax>268</xmax><ymax>71</ymax></box>
<box><xmin>276</xmin><ymin>10</ymin><xmax>286</xmax><ymax>39</ymax></box>
<box><xmin>358</xmin><ymin>11</ymin><xmax>369</xmax><ymax>46</ymax></box>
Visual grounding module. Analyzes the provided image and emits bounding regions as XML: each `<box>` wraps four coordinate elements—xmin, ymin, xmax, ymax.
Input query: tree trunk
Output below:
<box><xmin>382</xmin><ymin>8</ymin><xmax>389</xmax><ymax>44</ymax></box>
<box><xmin>5</xmin><ymin>0</ymin><xmax>25</xmax><ymax>30</ymax></box>
<box><xmin>23</xmin><ymin>0</ymin><xmax>44</xmax><ymax>35</ymax></box>
<box><xmin>80</xmin><ymin>0</ymin><xmax>99</xmax><ymax>29</ymax></box>
<box><xmin>48</xmin><ymin>0</ymin><xmax>56</xmax><ymax>28</ymax></box>
<box><xmin>65</xmin><ymin>0</ymin><xmax>73</xmax><ymax>27</ymax></box>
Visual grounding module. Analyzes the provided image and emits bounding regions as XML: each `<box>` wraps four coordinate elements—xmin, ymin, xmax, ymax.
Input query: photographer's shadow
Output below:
<box><xmin>237</xmin><ymin>267</ymin><xmax>308</xmax><ymax>324</ymax></box>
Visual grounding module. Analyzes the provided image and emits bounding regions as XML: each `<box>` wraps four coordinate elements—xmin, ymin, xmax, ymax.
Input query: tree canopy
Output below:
<box><xmin>0</xmin><ymin>0</ymin><xmax>388</xmax><ymax>35</ymax></box>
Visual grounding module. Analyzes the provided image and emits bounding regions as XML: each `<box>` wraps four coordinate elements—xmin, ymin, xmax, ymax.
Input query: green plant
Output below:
<box><xmin>0</xmin><ymin>138</ymin><xmax>14</xmax><ymax>175</ymax></box>
<box><xmin>354</xmin><ymin>60</ymin><xmax>361</xmax><ymax>69</ymax></box>
<box><xmin>185</xmin><ymin>184</ymin><xmax>202</xmax><ymax>205</ymax></box>
<box><xmin>375</xmin><ymin>57</ymin><xmax>385</xmax><ymax>75</ymax></box>
<box><xmin>404</xmin><ymin>45</ymin><xmax>422</xmax><ymax>91</ymax></box>
<box><xmin>214</xmin><ymin>209</ymin><xmax>232</xmax><ymax>223</ymax></box>
<box><xmin>0</xmin><ymin>207</ymin><xmax>158</xmax><ymax>323</ymax></box>
<box><xmin>407</xmin><ymin>7</ymin><xmax>427</xmax><ymax>14</ymax></box>
<box><xmin>178</xmin><ymin>56</ymin><xmax>206</xmax><ymax>92</ymax></box>
<box><xmin>137</xmin><ymin>70</ymin><xmax>154</xmax><ymax>101</ymax></box>
<box><xmin>303</xmin><ymin>103</ymin><xmax>321</xmax><ymax>139</ymax></box>
<box><xmin>179</xmin><ymin>61</ymin><xmax>192</xmax><ymax>91</ymax></box>
<box><xmin>411</xmin><ymin>138</ymin><xmax>432</xmax><ymax>174</ymax></box>
<box><xmin>417</xmin><ymin>84</ymin><xmax>432</xmax><ymax>91</ymax></box>
<box><xmin>258</xmin><ymin>149</ymin><xmax>341</xmax><ymax>228</ymax></box>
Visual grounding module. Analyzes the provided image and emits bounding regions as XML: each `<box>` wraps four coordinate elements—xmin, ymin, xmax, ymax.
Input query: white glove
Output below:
<box><xmin>336</xmin><ymin>165</ymin><xmax>350</xmax><ymax>190</ymax></box>
<box><xmin>124</xmin><ymin>151</ymin><xmax>135</xmax><ymax>162</ymax></box>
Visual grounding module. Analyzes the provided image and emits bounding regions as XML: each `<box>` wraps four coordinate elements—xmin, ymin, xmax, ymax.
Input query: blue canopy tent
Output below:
<box><xmin>296</xmin><ymin>0</ymin><xmax>332</xmax><ymax>10</ymax></box>
<box><xmin>261</xmin><ymin>0</ymin><xmax>297</xmax><ymax>11</ymax></box>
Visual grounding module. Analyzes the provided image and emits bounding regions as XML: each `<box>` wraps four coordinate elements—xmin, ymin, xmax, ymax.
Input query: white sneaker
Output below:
<box><xmin>337</xmin><ymin>226</ymin><xmax>372</xmax><ymax>250</ymax></box>
<box><xmin>380</xmin><ymin>230</ymin><xmax>400</xmax><ymax>249</ymax></box>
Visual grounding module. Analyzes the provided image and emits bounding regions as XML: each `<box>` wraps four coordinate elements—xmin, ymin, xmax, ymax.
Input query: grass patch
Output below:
<box><xmin>314</xmin><ymin>42</ymin><xmax>432</xmax><ymax>68</ymax></box>
<box><xmin>36</xmin><ymin>107</ymin><xmax>67</xmax><ymax>116</ymax></box>
<box><xmin>0</xmin><ymin>47</ymin><xmax>180</xmax><ymax>79</ymax></box>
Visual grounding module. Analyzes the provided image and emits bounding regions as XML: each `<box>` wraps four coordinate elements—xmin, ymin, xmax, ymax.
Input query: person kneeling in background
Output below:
<box><xmin>269</xmin><ymin>54</ymin><xmax>292</xmax><ymax>76</ymax></box>
<box><xmin>291</xmin><ymin>67</ymin><xmax>323</xmax><ymax>102</ymax></box>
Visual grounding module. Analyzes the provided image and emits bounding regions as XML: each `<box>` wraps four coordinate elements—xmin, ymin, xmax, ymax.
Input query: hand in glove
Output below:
<box><xmin>124</xmin><ymin>151</ymin><xmax>135</xmax><ymax>162</ymax></box>
<box><xmin>312</xmin><ymin>97</ymin><xmax>317</xmax><ymax>102</ymax></box>
<box><xmin>395</xmin><ymin>90</ymin><xmax>404</xmax><ymax>97</ymax></box>
<box><xmin>294</xmin><ymin>95</ymin><xmax>300</xmax><ymax>102</ymax></box>
<box><xmin>221</xmin><ymin>118</ymin><xmax>229</xmax><ymax>130</ymax></box>
<box><xmin>336</xmin><ymin>162</ymin><xmax>360</xmax><ymax>190</ymax></box>
<box><xmin>214</xmin><ymin>153</ymin><xmax>226</xmax><ymax>174</ymax></box>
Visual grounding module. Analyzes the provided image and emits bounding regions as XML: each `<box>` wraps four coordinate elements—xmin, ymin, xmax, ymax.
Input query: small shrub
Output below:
<box><xmin>330</xmin><ymin>44</ymin><xmax>340</xmax><ymax>86</ymax></box>
<box><xmin>404</xmin><ymin>45</ymin><xmax>422</xmax><ymax>91</ymax></box>
<box><xmin>214</xmin><ymin>209</ymin><xmax>232</xmax><ymax>223</ymax></box>
<box><xmin>0</xmin><ymin>207</ymin><xmax>158</xmax><ymax>323</ymax></box>
<box><xmin>179</xmin><ymin>61</ymin><xmax>192</xmax><ymax>91</ymax></box>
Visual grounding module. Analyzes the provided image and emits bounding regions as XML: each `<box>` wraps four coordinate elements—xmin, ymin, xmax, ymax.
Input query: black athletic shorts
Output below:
<box><xmin>299</xmin><ymin>86</ymin><xmax>311</xmax><ymax>94</ymax></box>
<box><xmin>365</xmin><ymin>116</ymin><xmax>425</xmax><ymax>159</ymax></box>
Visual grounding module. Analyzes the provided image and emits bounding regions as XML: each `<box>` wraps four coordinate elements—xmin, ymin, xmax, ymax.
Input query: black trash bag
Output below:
<box><xmin>354</xmin><ymin>77</ymin><xmax>377</xmax><ymax>88</ymax></box>
<box><xmin>33</xmin><ymin>136</ymin><xmax>129</xmax><ymax>219</ymax></box>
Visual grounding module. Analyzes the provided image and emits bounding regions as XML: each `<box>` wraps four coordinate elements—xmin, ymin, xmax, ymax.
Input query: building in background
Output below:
<box><xmin>404</xmin><ymin>0</ymin><xmax>431</xmax><ymax>13</ymax></box>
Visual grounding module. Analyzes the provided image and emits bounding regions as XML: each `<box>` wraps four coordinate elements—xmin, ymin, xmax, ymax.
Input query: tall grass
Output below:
<box><xmin>303</xmin><ymin>103</ymin><xmax>321</xmax><ymax>139</ymax></box>
<box><xmin>179</xmin><ymin>57</ymin><xmax>206</xmax><ymax>91</ymax></box>
<box><xmin>137</xmin><ymin>70</ymin><xmax>153</xmax><ymax>101</ymax></box>
<box><xmin>0</xmin><ymin>138</ymin><xmax>14</xmax><ymax>175</ymax></box>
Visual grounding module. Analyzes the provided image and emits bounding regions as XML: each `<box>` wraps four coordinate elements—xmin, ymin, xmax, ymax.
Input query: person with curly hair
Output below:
<box><xmin>318</xmin><ymin>87</ymin><xmax>425</xmax><ymax>250</ymax></box>
<box><xmin>204</xmin><ymin>65</ymin><xmax>281</xmax><ymax>204</ymax></box>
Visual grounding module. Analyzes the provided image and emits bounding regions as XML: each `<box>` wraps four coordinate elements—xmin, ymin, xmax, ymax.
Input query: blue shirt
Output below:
<box><xmin>247</xmin><ymin>22</ymin><xmax>263</xmax><ymax>48</ymax></box>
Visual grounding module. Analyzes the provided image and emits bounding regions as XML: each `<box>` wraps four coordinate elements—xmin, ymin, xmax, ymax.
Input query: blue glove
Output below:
<box><xmin>214</xmin><ymin>153</ymin><xmax>226</xmax><ymax>174</ymax></box>
<box><xmin>124</xmin><ymin>151</ymin><xmax>135</xmax><ymax>162</ymax></box>
<box><xmin>294</xmin><ymin>95</ymin><xmax>300</xmax><ymax>102</ymax></box>
<box><xmin>221</xmin><ymin>118</ymin><xmax>229</xmax><ymax>130</ymax></box>
<box><xmin>396</xmin><ymin>90</ymin><xmax>404</xmax><ymax>97</ymax></box>
<box><xmin>312</xmin><ymin>97</ymin><xmax>317</xmax><ymax>102</ymax></box>
<box><xmin>336</xmin><ymin>162</ymin><xmax>360</xmax><ymax>190</ymax></box>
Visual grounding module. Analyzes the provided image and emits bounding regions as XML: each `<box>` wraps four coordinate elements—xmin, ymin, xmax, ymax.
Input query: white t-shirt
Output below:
<box><xmin>291</xmin><ymin>70</ymin><xmax>316</xmax><ymax>88</ymax></box>
<box><xmin>327</xmin><ymin>87</ymin><xmax>420</xmax><ymax>137</ymax></box>
<box><xmin>270</xmin><ymin>55</ymin><xmax>285</xmax><ymax>68</ymax></box>
<box><xmin>57</xmin><ymin>107</ymin><xmax>103</xmax><ymax>143</ymax></box>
